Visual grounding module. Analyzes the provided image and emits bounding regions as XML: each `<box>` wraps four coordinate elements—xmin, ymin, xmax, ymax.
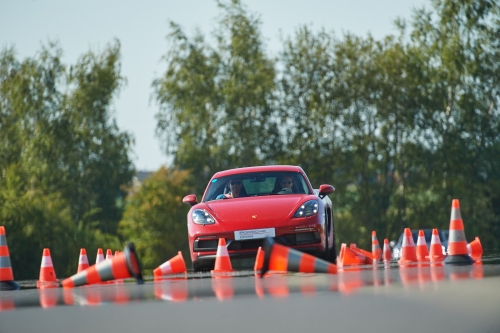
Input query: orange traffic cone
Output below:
<box><xmin>0</xmin><ymin>226</ymin><xmax>19</xmax><ymax>291</ymax></box>
<box><xmin>467</xmin><ymin>237</ymin><xmax>483</xmax><ymax>261</ymax></box>
<box><xmin>154</xmin><ymin>251</ymin><xmax>187</xmax><ymax>279</ymax></box>
<box><xmin>383</xmin><ymin>239</ymin><xmax>392</xmax><ymax>262</ymax></box>
<box><xmin>445</xmin><ymin>199</ymin><xmax>474</xmax><ymax>265</ymax></box>
<box><xmin>254</xmin><ymin>247</ymin><xmax>264</xmax><ymax>276</ymax></box>
<box><xmin>398</xmin><ymin>228</ymin><xmax>417</xmax><ymax>264</ymax></box>
<box><xmin>106</xmin><ymin>249</ymin><xmax>113</xmax><ymax>260</ymax></box>
<box><xmin>260</xmin><ymin>237</ymin><xmax>337</xmax><ymax>276</ymax></box>
<box><xmin>95</xmin><ymin>248</ymin><xmax>105</xmax><ymax>264</ymax></box>
<box><xmin>62</xmin><ymin>243</ymin><xmax>143</xmax><ymax>288</ymax></box>
<box><xmin>429</xmin><ymin>229</ymin><xmax>445</xmax><ymax>262</ymax></box>
<box><xmin>37</xmin><ymin>248</ymin><xmax>59</xmax><ymax>288</ymax></box>
<box><xmin>338</xmin><ymin>243</ymin><xmax>366</xmax><ymax>266</ymax></box>
<box><xmin>416</xmin><ymin>230</ymin><xmax>429</xmax><ymax>262</ymax></box>
<box><xmin>77</xmin><ymin>248</ymin><xmax>89</xmax><ymax>273</ymax></box>
<box><xmin>371</xmin><ymin>231</ymin><xmax>382</xmax><ymax>260</ymax></box>
<box><xmin>211</xmin><ymin>238</ymin><xmax>235</xmax><ymax>276</ymax></box>
<box><xmin>349</xmin><ymin>245</ymin><xmax>374</xmax><ymax>264</ymax></box>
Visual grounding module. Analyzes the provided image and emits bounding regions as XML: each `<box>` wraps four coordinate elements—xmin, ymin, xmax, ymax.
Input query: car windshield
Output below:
<box><xmin>203</xmin><ymin>171</ymin><xmax>312</xmax><ymax>202</ymax></box>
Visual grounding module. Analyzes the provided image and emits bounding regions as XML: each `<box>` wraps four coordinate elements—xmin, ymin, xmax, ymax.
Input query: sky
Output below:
<box><xmin>1</xmin><ymin>0</ymin><xmax>430</xmax><ymax>171</ymax></box>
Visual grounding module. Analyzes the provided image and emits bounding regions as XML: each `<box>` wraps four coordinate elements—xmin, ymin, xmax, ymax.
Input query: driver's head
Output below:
<box><xmin>228</xmin><ymin>178</ymin><xmax>242</xmax><ymax>195</ymax></box>
<box><xmin>280</xmin><ymin>176</ymin><xmax>293</xmax><ymax>189</ymax></box>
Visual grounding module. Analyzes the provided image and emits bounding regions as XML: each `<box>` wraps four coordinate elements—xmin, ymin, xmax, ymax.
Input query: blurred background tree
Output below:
<box><xmin>118</xmin><ymin>167</ymin><xmax>191</xmax><ymax>271</ymax></box>
<box><xmin>0</xmin><ymin>41</ymin><xmax>131</xmax><ymax>279</ymax></box>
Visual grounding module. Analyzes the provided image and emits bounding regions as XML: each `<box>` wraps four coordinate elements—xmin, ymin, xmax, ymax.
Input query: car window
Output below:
<box><xmin>203</xmin><ymin>171</ymin><xmax>312</xmax><ymax>202</ymax></box>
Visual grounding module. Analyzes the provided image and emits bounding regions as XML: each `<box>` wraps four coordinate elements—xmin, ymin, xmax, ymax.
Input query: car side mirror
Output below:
<box><xmin>318</xmin><ymin>184</ymin><xmax>335</xmax><ymax>199</ymax></box>
<box><xmin>182</xmin><ymin>194</ymin><xmax>197</xmax><ymax>206</ymax></box>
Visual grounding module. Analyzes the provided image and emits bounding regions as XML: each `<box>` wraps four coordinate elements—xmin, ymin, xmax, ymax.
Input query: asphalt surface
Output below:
<box><xmin>1</xmin><ymin>259</ymin><xmax>500</xmax><ymax>333</ymax></box>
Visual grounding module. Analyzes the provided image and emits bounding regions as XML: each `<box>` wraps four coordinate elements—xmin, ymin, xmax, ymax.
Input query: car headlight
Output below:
<box><xmin>294</xmin><ymin>200</ymin><xmax>319</xmax><ymax>218</ymax></box>
<box><xmin>192</xmin><ymin>209</ymin><xmax>216</xmax><ymax>225</ymax></box>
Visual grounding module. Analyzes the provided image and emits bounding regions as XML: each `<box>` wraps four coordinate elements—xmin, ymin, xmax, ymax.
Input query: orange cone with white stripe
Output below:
<box><xmin>445</xmin><ymin>199</ymin><xmax>474</xmax><ymax>265</ymax></box>
<box><xmin>106</xmin><ymin>249</ymin><xmax>113</xmax><ymax>260</ymax></box>
<box><xmin>37</xmin><ymin>248</ymin><xmax>59</xmax><ymax>288</ymax></box>
<box><xmin>0</xmin><ymin>226</ymin><xmax>19</xmax><ymax>291</ymax></box>
<box><xmin>254</xmin><ymin>247</ymin><xmax>264</xmax><ymax>276</ymax></box>
<box><xmin>77</xmin><ymin>249</ymin><xmax>89</xmax><ymax>273</ymax></box>
<box><xmin>211</xmin><ymin>238</ymin><xmax>235</xmax><ymax>276</ymax></box>
<box><xmin>467</xmin><ymin>237</ymin><xmax>483</xmax><ymax>261</ymax></box>
<box><xmin>416</xmin><ymin>230</ymin><xmax>429</xmax><ymax>261</ymax></box>
<box><xmin>371</xmin><ymin>231</ymin><xmax>382</xmax><ymax>260</ymax></box>
<box><xmin>95</xmin><ymin>248</ymin><xmax>105</xmax><ymax>264</ymax></box>
<box><xmin>62</xmin><ymin>242</ymin><xmax>143</xmax><ymax>288</ymax></box>
<box><xmin>398</xmin><ymin>228</ymin><xmax>417</xmax><ymax>264</ymax></box>
<box><xmin>383</xmin><ymin>239</ymin><xmax>392</xmax><ymax>262</ymax></box>
<box><xmin>154</xmin><ymin>251</ymin><xmax>187</xmax><ymax>279</ymax></box>
<box><xmin>349</xmin><ymin>245</ymin><xmax>374</xmax><ymax>264</ymax></box>
<box><xmin>429</xmin><ymin>229</ymin><xmax>445</xmax><ymax>262</ymax></box>
<box><xmin>260</xmin><ymin>237</ymin><xmax>337</xmax><ymax>276</ymax></box>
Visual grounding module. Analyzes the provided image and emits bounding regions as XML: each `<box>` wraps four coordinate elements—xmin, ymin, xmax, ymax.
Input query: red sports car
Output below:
<box><xmin>182</xmin><ymin>165</ymin><xmax>336</xmax><ymax>271</ymax></box>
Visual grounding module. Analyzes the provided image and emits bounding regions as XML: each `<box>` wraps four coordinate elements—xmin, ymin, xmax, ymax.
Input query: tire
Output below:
<box><xmin>322</xmin><ymin>212</ymin><xmax>331</xmax><ymax>262</ymax></box>
<box><xmin>329</xmin><ymin>215</ymin><xmax>337</xmax><ymax>263</ymax></box>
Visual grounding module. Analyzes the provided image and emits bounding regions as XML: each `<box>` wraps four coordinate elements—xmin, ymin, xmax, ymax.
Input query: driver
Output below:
<box><xmin>278</xmin><ymin>176</ymin><xmax>294</xmax><ymax>193</ymax></box>
<box><xmin>216</xmin><ymin>178</ymin><xmax>244</xmax><ymax>199</ymax></box>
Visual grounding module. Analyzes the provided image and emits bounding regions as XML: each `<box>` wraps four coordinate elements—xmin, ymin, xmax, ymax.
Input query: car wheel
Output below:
<box><xmin>322</xmin><ymin>217</ymin><xmax>330</xmax><ymax>262</ymax></box>
<box><xmin>329</xmin><ymin>221</ymin><xmax>337</xmax><ymax>264</ymax></box>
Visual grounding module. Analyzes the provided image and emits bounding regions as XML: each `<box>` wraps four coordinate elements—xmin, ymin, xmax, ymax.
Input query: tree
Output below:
<box><xmin>154</xmin><ymin>0</ymin><xmax>278</xmax><ymax>195</ymax></box>
<box><xmin>0</xmin><ymin>41</ymin><xmax>133</xmax><ymax>278</ymax></box>
<box><xmin>119</xmin><ymin>167</ymin><xmax>192</xmax><ymax>270</ymax></box>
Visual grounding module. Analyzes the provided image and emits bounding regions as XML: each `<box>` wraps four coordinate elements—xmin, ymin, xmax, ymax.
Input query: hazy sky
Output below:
<box><xmin>1</xmin><ymin>0</ymin><xmax>430</xmax><ymax>171</ymax></box>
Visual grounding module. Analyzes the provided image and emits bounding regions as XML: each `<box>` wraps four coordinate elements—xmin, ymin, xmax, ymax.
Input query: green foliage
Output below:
<box><xmin>118</xmin><ymin>167</ymin><xmax>192</xmax><ymax>270</ymax></box>
<box><xmin>0</xmin><ymin>41</ymin><xmax>133</xmax><ymax>279</ymax></box>
<box><xmin>154</xmin><ymin>0</ymin><xmax>278</xmax><ymax>195</ymax></box>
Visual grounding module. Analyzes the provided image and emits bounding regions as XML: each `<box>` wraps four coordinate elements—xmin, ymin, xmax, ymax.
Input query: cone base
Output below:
<box><xmin>445</xmin><ymin>254</ymin><xmax>474</xmax><ymax>266</ymax></box>
<box><xmin>0</xmin><ymin>280</ymin><xmax>20</xmax><ymax>291</ymax></box>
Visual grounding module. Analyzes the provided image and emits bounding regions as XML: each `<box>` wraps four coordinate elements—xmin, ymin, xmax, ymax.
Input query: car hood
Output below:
<box><xmin>204</xmin><ymin>195</ymin><xmax>309</xmax><ymax>223</ymax></box>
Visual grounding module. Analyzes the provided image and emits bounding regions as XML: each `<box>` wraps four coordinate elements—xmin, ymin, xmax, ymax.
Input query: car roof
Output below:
<box><xmin>211</xmin><ymin>165</ymin><xmax>305</xmax><ymax>178</ymax></box>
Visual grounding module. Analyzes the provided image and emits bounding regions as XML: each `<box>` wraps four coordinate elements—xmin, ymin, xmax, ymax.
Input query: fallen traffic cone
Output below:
<box><xmin>62</xmin><ymin>242</ymin><xmax>143</xmax><ymax>288</ymax></box>
<box><xmin>372</xmin><ymin>231</ymin><xmax>382</xmax><ymax>260</ymax></box>
<box><xmin>429</xmin><ymin>228</ymin><xmax>445</xmax><ymax>262</ymax></box>
<box><xmin>95</xmin><ymin>248</ymin><xmax>105</xmax><ymax>264</ymax></box>
<box><xmin>260</xmin><ymin>237</ymin><xmax>337</xmax><ymax>276</ymax></box>
<box><xmin>154</xmin><ymin>251</ymin><xmax>187</xmax><ymax>280</ymax></box>
<box><xmin>383</xmin><ymin>239</ymin><xmax>392</xmax><ymax>262</ymax></box>
<box><xmin>338</xmin><ymin>243</ymin><xmax>366</xmax><ymax>266</ymax></box>
<box><xmin>398</xmin><ymin>228</ymin><xmax>418</xmax><ymax>264</ymax></box>
<box><xmin>37</xmin><ymin>248</ymin><xmax>59</xmax><ymax>288</ymax></box>
<box><xmin>254</xmin><ymin>247</ymin><xmax>264</xmax><ymax>276</ymax></box>
<box><xmin>211</xmin><ymin>238</ymin><xmax>235</xmax><ymax>276</ymax></box>
<box><xmin>416</xmin><ymin>230</ymin><xmax>429</xmax><ymax>261</ymax></box>
<box><xmin>0</xmin><ymin>226</ymin><xmax>20</xmax><ymax>291</ymax></box>
<box><xmin>467</xmin><ymin>237</ymin><xmax>483</xmax><ymax>261</ymax></box>
<box><xmin>445</xmin><ymin>199</ymin><xmax>474</xmax><ymax>265</ymax></box>
<box><xmin>77</xmin><ymin>248</ymin><xmax>89</xmax><ymax>273</ymax></box>
<box><xmin>349</xmin><ymin>245</ymin><xmax>374</xmax><ymax>264</ymax></box>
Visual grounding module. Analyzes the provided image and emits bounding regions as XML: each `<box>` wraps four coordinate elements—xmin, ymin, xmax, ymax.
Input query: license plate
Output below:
<box><xmin>234</xmin><ymin>228</ymin><xmax>275</xmax><ymax>240</ymax></box>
